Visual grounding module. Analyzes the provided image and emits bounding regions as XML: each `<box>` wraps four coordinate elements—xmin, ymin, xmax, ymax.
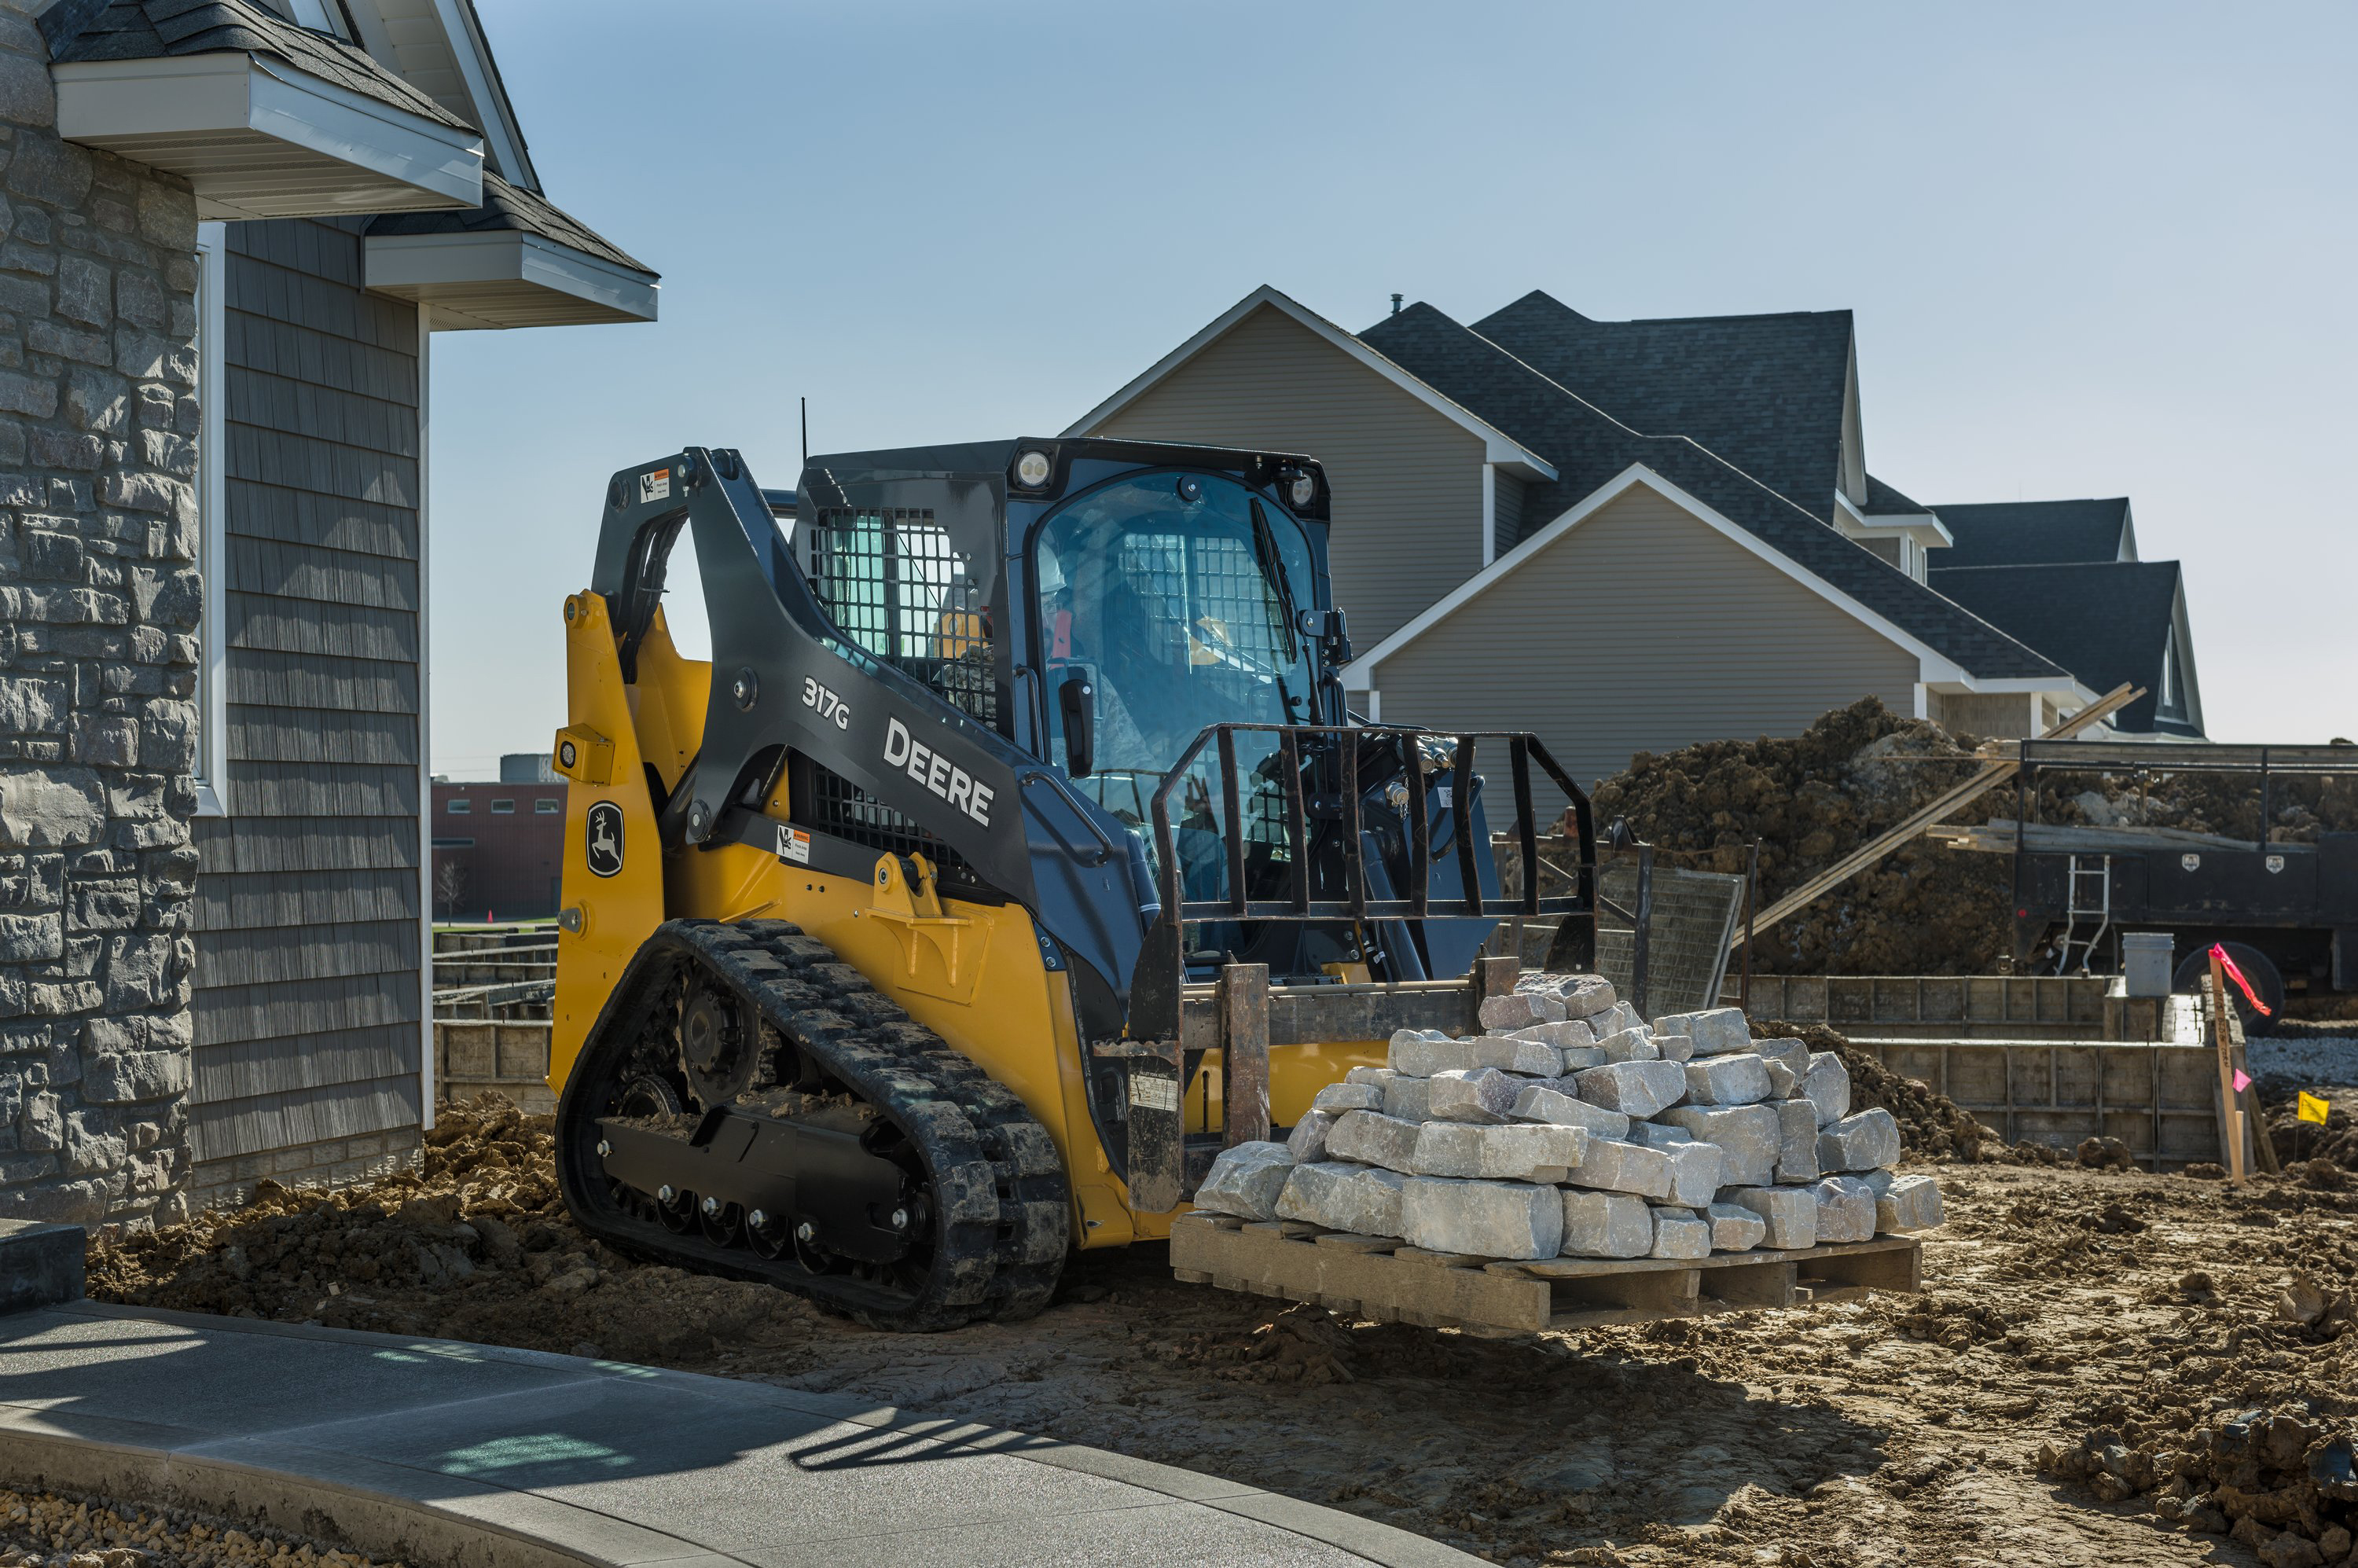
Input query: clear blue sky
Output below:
<box><xmin>426</xmin><ymin>1</ymin><xmax>2356</xmax><ymax>777</ymax></box>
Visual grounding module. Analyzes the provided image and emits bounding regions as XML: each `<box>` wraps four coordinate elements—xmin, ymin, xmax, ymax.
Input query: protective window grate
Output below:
<box><xmin>804</xmin><ymin>508</ymin><xmax>997</xmax><ymax>727</ymax></box>
<box><xmin>794</xmin><ymin>755</ymin><xmax>976</xmax><ymax>884</ymax></box>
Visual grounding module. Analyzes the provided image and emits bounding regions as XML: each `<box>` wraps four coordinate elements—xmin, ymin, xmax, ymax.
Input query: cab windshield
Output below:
<box><xmin>1035</xmin><ymin>472</ymin><xmax>1318</xmax><ymax>834</ymax></box>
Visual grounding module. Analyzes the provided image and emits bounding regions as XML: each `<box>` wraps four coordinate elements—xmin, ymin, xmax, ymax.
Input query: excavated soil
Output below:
<box><xmin>90</xmin><ymin>1095</ymin><xmax>2358</xmax><ymax>1567</ymax></box>
<box><xmin>0</xmin><ymin>1489</ymin><xmax>385</xmax><ymax>1568</ymax></box>
<box><xmin>1584</xmin><ymin>697</ymin><xmax>2358</xmax><ymax>977</ymax></box>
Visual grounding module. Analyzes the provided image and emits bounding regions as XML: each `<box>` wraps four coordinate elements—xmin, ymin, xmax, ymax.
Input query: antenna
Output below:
<box><xmin>800</xmin><ymin>396</ymin><xmax>808</xmax><ymax>468</ymax></box>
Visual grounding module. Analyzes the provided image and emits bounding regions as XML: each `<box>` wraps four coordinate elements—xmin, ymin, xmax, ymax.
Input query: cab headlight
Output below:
<box><xmin>1012</xmin><ymin>449</ymin><xmax>1053</xmax><ymax>489</ymax></box>
<box><xmin>1287</xmin><ymin>472</ymin><xmax>1317</xmax><ymax>509</ymax></box>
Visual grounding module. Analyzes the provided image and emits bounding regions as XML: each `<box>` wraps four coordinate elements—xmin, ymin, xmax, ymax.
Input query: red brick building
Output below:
<box><xmin>432</xmin><ymin>780</ymin><xmax>567</xmax><ymax>920</ymax></box>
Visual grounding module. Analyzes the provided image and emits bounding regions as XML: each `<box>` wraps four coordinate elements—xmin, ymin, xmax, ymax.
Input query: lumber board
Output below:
<box><xmin>1168</xmin><ymin>1213</ymin><xmax>1921</xmax><ymax>1335</ymax></box>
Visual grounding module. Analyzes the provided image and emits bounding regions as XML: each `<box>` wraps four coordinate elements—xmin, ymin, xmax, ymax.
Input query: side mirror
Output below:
<box><xmin>1058</xmin><ymin>674</ymin><xmax>1096</xmax><ymax>777</ymax></box>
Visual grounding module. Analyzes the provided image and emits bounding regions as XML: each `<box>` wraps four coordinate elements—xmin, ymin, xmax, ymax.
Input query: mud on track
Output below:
<box><xmin>91</xmin><ymin>1098</ymin><xmax>2357</xmax><ymax>1567</ymax></box>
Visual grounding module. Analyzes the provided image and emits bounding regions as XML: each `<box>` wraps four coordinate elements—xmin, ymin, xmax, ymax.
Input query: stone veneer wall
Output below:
<box><xmin>0</xmin><ymin>4</ymin><xmax>204</xmax><ymax>1227</ymax></box>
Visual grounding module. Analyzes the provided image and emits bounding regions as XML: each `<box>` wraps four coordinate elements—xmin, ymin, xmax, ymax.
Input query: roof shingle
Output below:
<box><xmin>1928</xmin><ymin>560</ymin><xmax>2191</xmax><ymax>733</ymax></box>
<box><xmin>1929</xmin><ymin>498</ymin><xmax>2132</xmax><ymax>569</ymax></box>
<box><xmin>365</xmin><ymin>170</ymin><xmax>654</xmax><ymax>276</ymax></box>
<box><xmin>1356</xmin><ymin>303</ymin><xmax>2065</xmax><ymax>683</ymax></box>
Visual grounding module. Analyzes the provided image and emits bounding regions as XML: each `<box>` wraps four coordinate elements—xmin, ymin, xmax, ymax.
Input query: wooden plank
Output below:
<box><xmin>1219</xmin><ymin>963</ymin><xmax>1272</xmax><ymax>1146</ymax></box>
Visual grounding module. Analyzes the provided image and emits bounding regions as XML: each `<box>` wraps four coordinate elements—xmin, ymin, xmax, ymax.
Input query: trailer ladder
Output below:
<box><xmin>2054</xmin><ymin>854</ymin><xmax>2114</xmax><ymax>976</ymax></box>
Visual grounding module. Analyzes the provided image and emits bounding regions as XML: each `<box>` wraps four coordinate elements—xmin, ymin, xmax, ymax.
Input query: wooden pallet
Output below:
<box><xmin>1169</xmin><ymin>1211</ymin><xmax>1922</xmax><ymax>1335</ymax></box>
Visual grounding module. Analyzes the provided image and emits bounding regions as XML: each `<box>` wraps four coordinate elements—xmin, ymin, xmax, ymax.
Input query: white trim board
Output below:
<box><xmin>193</xmin><ymin>222</ymin><xmax>229</xmax><ymax>819</ymax></box>
<box><xmin>52</xmin><ymin>52</ymin><xmax>482</xmax><ymax>219</ymax></box>
<box><xmin>1063</xmin><ymin>285</ymin><xmax>1559</xmax><ymax>483</ymax></box>
<box><xmin>1343</xmin><ymin>463</ymin><xmax>2088</xmax><ymax>703</ymax></box>
<box><xmin>416</xmin><ymin>302</ymin><xmax>435</xmax><ymax>1132</ymax></box>
<box><xmin>1835</xmin><ymin>490</ymin><xmax>1953</xmax><ymax>548</ymax></box>
<box><xmin>367</xmin><ymin>230</ymin><xmax>659</xmax><ymax>328</ymax></box>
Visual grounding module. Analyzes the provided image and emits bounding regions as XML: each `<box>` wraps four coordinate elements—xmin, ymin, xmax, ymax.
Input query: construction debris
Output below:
<box><xmin>0</xmin><ymin>1489</ymin><xmax>386</xmax><ymax>1568</ymax></box>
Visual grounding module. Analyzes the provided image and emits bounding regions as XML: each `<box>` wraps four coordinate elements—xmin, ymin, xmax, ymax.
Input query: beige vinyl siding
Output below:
<box><xmin>1928</xmin><ymin>690</ymin><xmax>2039</xmax><ymax>738</ymax></box>
<box><xmin>1493</xmin><ymin>470</ymin><xmax>1526</xmax><ymax>551</ymax></box>
<box><xmin>1085</xmin><ymin>303</ymin><xmax>1486</xmax><ymax>645</ymax></box>
<box><xmin>1367</xmin><ymin>484</ymin><xmax>1922</xmax><ymax>819</ymax></box>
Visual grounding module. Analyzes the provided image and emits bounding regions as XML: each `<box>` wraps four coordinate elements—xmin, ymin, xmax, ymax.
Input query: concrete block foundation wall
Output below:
<box><xmin>0</xmin><ymin>6</ymin><xmax>203</xmax><ymax>1228</ymax></box>
<box><xmin>189</xmin><ymin>1123</ymin><xmax>420</xmax><ymax>1212</ymax></box>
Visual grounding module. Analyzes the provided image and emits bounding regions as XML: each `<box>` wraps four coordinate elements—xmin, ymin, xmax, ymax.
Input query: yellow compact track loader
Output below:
<box><xmin>549</xmin><ymin>440</ymin><xmax>1598</xmax><ymax>1329</ymax></box>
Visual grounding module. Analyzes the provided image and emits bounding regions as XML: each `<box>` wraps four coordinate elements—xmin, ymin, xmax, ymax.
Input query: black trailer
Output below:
<box><xmin>1997</xmin><ymin>740</ymin><xmax>2358</xmax><ymax>1020</ymax></box>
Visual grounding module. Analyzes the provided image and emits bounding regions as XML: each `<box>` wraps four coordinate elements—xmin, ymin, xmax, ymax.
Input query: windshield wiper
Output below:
<box><xmin>1249</xmin><ymin>500</ymin><xmax>1302</xmax><ymax>664</ymax></box>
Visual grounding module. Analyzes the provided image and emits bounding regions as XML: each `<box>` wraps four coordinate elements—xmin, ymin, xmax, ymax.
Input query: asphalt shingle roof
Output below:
<box><xmin>366</xmin><ymin>170</ymin><xmax>654</xmax><ymax>276</ymax></box>
<box><xmin>1928</xmin><ymin>560</ymin><xmax>2191</xmax><ymax>733</ymax></box>
<box><xmin>1929</xmin><ymin>498</ymin><xmax>2132</xmax><ymax>569</ymax></box>
<box><xmin>42</xmin><ymin>0</ymin><xmax>476</xmax><ymax>134</ymax></box>
<box><xmin>1460</xmin><ymin>292</ymin><xmax>1855</xmax><ymax>524</ymax></box>
<box><xmin>1864</xmin><ymin>473</ymin><xmax>1931</xmax><ymax>516</ymax></box>
<box><xmin>1355</xmin><ymin>303</ymin><xmax>2065</xmax><ymax>683</ymax></box>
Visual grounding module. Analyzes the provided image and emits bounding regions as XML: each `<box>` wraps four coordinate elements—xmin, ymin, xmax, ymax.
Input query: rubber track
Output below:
<box><xmin>556</xmin><ymin>918</ymin><xmax>1069</xmax><ymax>1331</ymax></box>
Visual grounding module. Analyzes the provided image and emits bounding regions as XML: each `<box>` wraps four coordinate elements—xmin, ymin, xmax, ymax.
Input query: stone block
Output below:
<box><xmin>1311</xmin><ymin>1081</ymin><xmax>1383</xmax><ymax>1114</ymax></box>
<box><xmin>1774</xmin><ymin>1098</ymin><xmax>1821</xmax><ymax>1184</ymax></box>
<box><xmin>1809</xmin><ymin>1175</ymin><xmax>1877</xmax><ymax>1243</ymax></box>
<box><xmin>1585</xmin><ymin>1001</ymin><xmax>1641</xmax><ymax>1037</ymax></box>
<box><xmin>1540</xmin><ymin>974</ymin><xmax>1618</xmax><ymax>1019</ymax></box>
<box><xmin>1682</xmin><ymin>1052</ymin><xmax>1772</xmax><ymax>1107</ymax></box>
<box><xmin>1730</xmin><ymin>1185</ymin><xmax>1817</xmax><ymax>1250</ymax></box>
<box><xmin>1651</xmin><ymin>1007</ymin><xmax>1750</xmax><ymax>1056</ymax></box>
<box><xmin>1508</xmin><ymin>1019</ymin><xmax>1596</xmax><ymax>1051</ymax></box>
<box><xmin>1876</xmin><ymin>1174</ymin><xmax>1945</xmax><ymax>1233</ymax></box>
<box><xmin>1400</xmin><ymin>1177</ymin><xmax>1563</xmax><ymax>1260</ymax></box>
<box><xmin>0</xmin><ymin>1221</ymin><xmax>84</xmax><ymax>1310</ymax></box>
<box><xmin>1346</xmin><ymin>1065</ymin><xmax>1395</xmax><ymax>1089</ymax></box>
<box><xmin>1652</xmin><ymin>1033</ymin><xmax>1695</xmax><ymax>1063</ymax></box>
<box><xmin>1381</xmin><ymin>1074</ymin><xmax>1436</xmax><ymax>1122</ymax></box>
<box><xmin>1478</xmin><ymin>990</ymin><xmax>1565</xmax><ymax>1030</ymax></box>
<box><xmin>1763</xmin><ymin>1056</ymin><xmax>1800</xmax><ymax>1098</ymax></box>
<box><xmin>1325</xmin><ymin>1110</ymin><xmax>1423</xmax><ymax>1173</ymax></box>
<box><xmin>1596</xmin><ymin>1026</ymin><xmax>1660</xmax><ymax>1063</ymax></box>
<box><xmin>1508</xmin><ymin>1084</ymin><xmax>1631</xmax><ymax>1140</ymax></box>
<box><xmin>1662</xmin><ymin>1140</ymin><xmax>1724</xmax><ymax>1206</ymax></box>
<box><xmin>1658</xmin><ymin>1103</ymin><xmax>1782</xmax><ymax>1186</ymax></box>
<box><xmin>1561</xmin><ymin>1137</ymin><xmax>1671</xmax><ymax>1200</ymax></box>
<box><xmin>1801</xmin><ymin>1052</ymin><xmax>1852</xmax><ymax>1127</ymax></box>
<box><xmin>1559</xmin><ymin>1189</ymin><xmax>1651</xmax><ymax>1258</ymax></box>
<box><xmin>1816</xmin><ymin>1108</ymin><xmax>1901</xmax><ymax>1173</ymax></box>
<box><xmin>1276</xmin><ymin>1161</ymin><xmax>1408</xmax><ymax>1237</ymax></box>
<box><xmin>1427</xmin><ymin>1067</ymin><xmax>1519</xmax><ymax>1124</ymax></box>
<box><xmin>1287</xmin><ymin>1110</ymin><xmax>1335</xmax><ymax>1163</ymax></box>
<box><xmin>1388</xmin><ymin>1029</ymin><xmax>1476</xmax><ymax>1077</ymax></box>
<box><xmin>1467</xmin><ymin>1035</ymin><xmax>1562</xmax><ymax>1076</ymax></box>
<box><xmin>1192</xmin><ymin>1141</ymin><xmax>1295</xmax><ymax>1220</ymax></box>
<box><xmin>1412</xmin><ymin>1119</ymin><xmax>1586</xmax><ymax>1181</ymax></box>
<box><xmin>1705</xmin><ymin>1202</ymin><xmax>1768</xmax><ymax>1253</ymax></box>
<box><xmin>1650</xmin><ymin>1206</ymin><xmax>1710</xmax><ymax>1260</ymax></box>
<box><xmin>1754</xmin><ymin>1038</ymin><xmax>1810</xmax><ymax>1076</ymax></box>
<box><xmin>1625</xmin><ymin>1121</ymin><xmax>1691</xmax><ymax>1150</ymax></box>
<box><xmin>1571</xmin><ymin>1059</ymin><xmax>1688</xmax><ymax>1118</ymax></box>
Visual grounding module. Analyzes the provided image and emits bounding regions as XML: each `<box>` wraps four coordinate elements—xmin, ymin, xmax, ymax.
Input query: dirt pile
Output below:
<box><xmin>2264</xmin><ymin>1089</ymin><xmax>2358</xmax><ymax>1177</ymax></box>
<box><xmin>1585</xmin><ymin>696</ymin><xmax>2358</xmax><ymax>975</ymax></box>
<box><xmin>1754</xmin><ymin>1020</ymin><xmax>2007</xmax><ymax>1162</ymax></box>
<box><xmin>0</xmin><ymin>1489</ymin><xmax>383</xmax><ymax>1568</ymax></box>
<box><xmin>87</xmin><ymin>1096</ymin><xmax>815</xmax><ymax>1366</ymax></box>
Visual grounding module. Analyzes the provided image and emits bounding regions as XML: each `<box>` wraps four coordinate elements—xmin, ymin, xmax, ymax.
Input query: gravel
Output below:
<box><xmin>2248</xmin><ymin>1034</ymin><xmax>2358</xmax><ymax>1090</ymax></box>
<box><xmin>0</xmin><ymin>1489</ymin><xmax>384</xmax><ymax>1568</ymax></box>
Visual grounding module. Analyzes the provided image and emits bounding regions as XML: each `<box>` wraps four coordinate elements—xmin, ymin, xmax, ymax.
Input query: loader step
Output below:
<box><xmin>1168</xmin><ymin>1210</ymin><xmax>1920</xmax><ymax>1334</ymax></box>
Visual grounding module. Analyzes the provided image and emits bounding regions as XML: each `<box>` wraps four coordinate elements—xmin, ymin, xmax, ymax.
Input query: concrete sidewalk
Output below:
<box><xmin>0</xmin><ymin>1301</ymin><xmax>1471</xmax><ymax>1567</ymax></box>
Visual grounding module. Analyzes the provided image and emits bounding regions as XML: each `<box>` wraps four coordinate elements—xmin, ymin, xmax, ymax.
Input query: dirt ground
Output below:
<box><xmin>0</xmin><ymin>1489</ymin><xmax>384</xmax><ymax>1568</ymax></box>
<box><xmin>86</xmin><ymin>1088</ymin><xmax>2358</xmax><ymax>1568</ymax></box>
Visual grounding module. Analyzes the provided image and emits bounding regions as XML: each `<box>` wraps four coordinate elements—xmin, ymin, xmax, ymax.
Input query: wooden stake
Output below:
<box><xmin>2208</xmin><ymin>948</ymin><xmax>2246</xmax><ymax>1184</ymax></box>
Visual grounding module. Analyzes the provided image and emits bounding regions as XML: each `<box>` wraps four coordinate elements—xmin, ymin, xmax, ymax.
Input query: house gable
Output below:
<box><xmin>1353</xmin><ymin>477</ymin><xmax>1923</xmax><ymax>810</ymax></box>
<box><xmin>1072</xmin><ymin>296</ymin><xmax>1500</xmax><ymax>647</ymax></box>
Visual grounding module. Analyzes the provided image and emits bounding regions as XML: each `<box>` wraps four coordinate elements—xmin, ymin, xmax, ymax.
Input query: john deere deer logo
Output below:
<box><xmin>586</xmin><ymin>802</ymin><xmax>624</xmax><ymax>878</ymax></box>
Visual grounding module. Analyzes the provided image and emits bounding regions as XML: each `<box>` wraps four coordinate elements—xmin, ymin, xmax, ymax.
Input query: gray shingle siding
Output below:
<box><xmin>189</xmin><ymin>215</ymin><xmax>423</xmax><ymax>1174</ymax></box>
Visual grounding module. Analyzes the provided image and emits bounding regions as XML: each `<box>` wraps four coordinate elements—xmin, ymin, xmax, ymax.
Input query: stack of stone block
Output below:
<box><xmin>1193</xmin><ymin>975</ymin><xmax>1945</xmax><ymax>1265</ymax></box>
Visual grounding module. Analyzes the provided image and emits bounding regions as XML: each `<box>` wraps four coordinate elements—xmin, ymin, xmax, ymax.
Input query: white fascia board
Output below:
<box><xmin>366</xmin><ymin>230</ymin><xmax>659</xmax><ymax>325</ymax></box>
<box><xmin>1063</xmin><ymin>285</ymin><xmax>1559</xmax><ymax>482</ymax></box>
<box><xmin>430</xmin><ymin>0</ymin><xmax>536</xmax><ymax>189</ymax></box>
<box><xmin>1835</xmin><ymin>490</ymin><xmax>1955</xmax><ymax>549</ymax></box>
<box><xmin>1346</xmin><ymin>465</ymin><xmax>1974</xmax><ymax>688</ymax></box>
<box><xmin>53</xmin><ymin>53</ymin><xmax>483</xmax><ymax>209</ymax></box>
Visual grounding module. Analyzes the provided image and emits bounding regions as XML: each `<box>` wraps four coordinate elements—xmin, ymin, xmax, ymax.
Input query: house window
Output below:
<box><xmin>491</xmin><ymin>799</ymin><xmax>515</xmax><ymax>813</ymax></box>
<box><xmin>2159</xmin><ymin>628</ymin><xmax>2180</xmax><ymax>714</ymax></box>
<box><xmin>447</xmin><ymin>799</ymin><xmax>472</xmax><ymax>813</ymax></box>
<box><xmin>534</xmin><ymin>799</ymin><xmax>560</xmax><ymax>814</ymax></box>
<box><xmin>193</xmin><ymin>222</ymin><xmax>228</xmax><ymax>816</ymax></box>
